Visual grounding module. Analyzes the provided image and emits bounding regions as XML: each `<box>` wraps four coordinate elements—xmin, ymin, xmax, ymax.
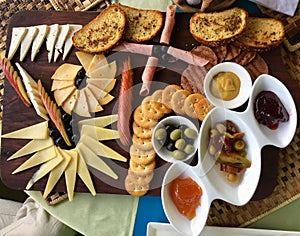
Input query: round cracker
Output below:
<box><xmin>133</xmin><ymin>105</ymin><xmax>158</xmax><ymax>128</ymax></box>
<box><xmin>151</xmin><ymin>89</ymin><xmax>172</xmax><ymax>114</ymax></box>
<box><xmin>132</xmin><ymin>122</ymin><xmax>153</xmax><ymax>139</ymax></box>
<box><xmin>184</xmin><ymin>93</ymin><xmax>205</xmax><ymax>118</ymax></box>
<box><xmin>125</xmin><ymin>174</ymin><xmax>149</xmax><ymax>196</ymax></box>
<box><xmin>132</xmin><ymin>134</ymin><xmax>153</xmax><ymax>151</ymax></box>
<box><xmin>127</xmin><ymin>169</ymin><xmax>154</xmax><ymax>185</ymax></box>
<box><xmin>130</xmin><ymin>149</ymin><xmax>156</xmax><ymax>165</ymax></box>
<box><xmin>194</xmin><ymin>97</ymin><xmax>214</xmax><ymax>121</ymax></box>
<box><xmin>129</xmin><ymin>158</ymin><xmax>156</xmax><ymax>172</ymax></box>
<box><xmin>162</xmin><ymin>84</ymin><xmax>181</xmax><ymax>108</ymax></box>
<box><xmin>171</xmin><ymin>89</ymin><xmax>191</xmax><ymax>115</ymax></box>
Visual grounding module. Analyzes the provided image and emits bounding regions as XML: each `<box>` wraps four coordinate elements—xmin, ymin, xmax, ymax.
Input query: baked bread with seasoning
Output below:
<box><xmin>117</xmin><ymin>3</ymin><xmax>164</xmax><ymax>42</ymax></box>
<box><xmin>236</xmin><ymin>17</ymin><xmax>285</xmax><ymax>51</ymax></box>
<box><xmin>189</xmin><ymin>7</ymin><xmax>248</xmax><ymax>47</ymax></box>
<box><xmin>72</xmin><ymin>5</ymin><xmax>126</xmax><ymax>53</ymax></box>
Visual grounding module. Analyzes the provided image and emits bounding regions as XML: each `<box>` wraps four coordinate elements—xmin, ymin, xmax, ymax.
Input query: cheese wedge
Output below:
<box><xmin>43</xmin><ymin>147</ymin><xmax>71</xmax><ymax>198</ymax></box>
<box><xmin>76</xmin><ymin>147</ymin><xmax>96</xmax><ymax>195</ymax></box>
<box><xmin>46</xmin><ymin>24</ymin><xmax>60</xmax><ymax>63</ymax></box>
<box><xmin>87</xmin><ymin>61</ymin><xmax>117</xmax><ymax>78</ymax></box>
<box><xmin>99</xmin><ymin>93</ymin><xmax>114</xmax><ymax>105</ymax></box>
<box><xmin>87</xmin><ymin>54</ymin><xmax>108</xmax><ymax>74</ymax></box>
<box><xmin>8</xmin><ymin>137</ymin><xmax>54</xmax><ymax>160</ymax></box>
<box><xmin>12</xmin><ymin>145</ymin><xmax>57</xmax><ymax>174</ymax></box>
<box><xmin>26</xmin><ymin>153</ymin><xmax>63</xmax><ymax>190</ymax></box>
<box><xmin>80</xmin><ymin>125</ymin><xmax>120</xmax><ymax>141</ymax></box>
<box><xmin>73</xmin><ymin>89</ymin><xmax>90</xmax><ymax>117</ymax></box>
<box><xmin>64</xmin><ymin>149</ymin><xmax>78</xmax><ymax>201</ymax></box>
<box><xmin>54</xmin><ymin>85</ymin><xmax>76</xmax><ymax>106</ymax></box>
<box><xmin>51</xmin><ymin>63</ymin><xmax>82</xmax><ymax>81</ymax></box>
<box><xmin>79</xmin><ymin>134</ymin><xmax>126</xmax><ymax>162</ymax></box>
<box><xmin>86</xmin><ymin>83</ymin><xmax>107</xmax><ymax>100</ymax></box>
<box><xmin>83</xmin><ymin>87</ymin><xmax>103</xmax><ymax>113</ymax></box>
<box><xmin>53</xmin><ymin>24</ymin><xmax>70</xmax><ymax>62</ymax></box>
<box><xmin>75</xmin><ymin>51</ymin><xmax>94</xmax><ymax>71</ymax></box>
<box><xmin>62</xmin><ymin>89</ymin><xmax>78</xmax><ymax>115</ymax></box>
<box><xmin>7</xmin><ymin>27</ymin><xmax>28</xmax><ymax>60</ymax></box>
<box><xmin>63</xmin><ymin>24</ymin><xmax>82</xmax><ymax>61</ymax></box>
<box><xmin>16</xmin><ymin>63</ymin><xmax>48</xmax><ymax>120</ymax></box>
<box><xmin>31</xmin><ymin>25</ymin><xmax>49</xmax><ymax>61</ymax></box>
<box><xmin>1</xmin><ymin>121</ymin><xmax>49</xmax><ymax>139</ymax></box>
<box><xmin>86</xmin><ymin>78</ymin><xmax>116</xmax><ymax>93</ymax></box>
<box><xmin>77</xmin><ymin>142</ymin><xmax>118</xmax><ymax>179</ymax></box>
<box><xmin>78</xmin><ymin>114</ymin><xmax>118</xmax><ymax>130</ymax></box>
<box><xmin>20</xmin><ymin>26</ymin><xmax>38</xmax><ymax>61</ymax></box>
<box><xmin>51</xmin><ymin>80</ymin><xmax>74</xmax><ymax>91</ymax></box>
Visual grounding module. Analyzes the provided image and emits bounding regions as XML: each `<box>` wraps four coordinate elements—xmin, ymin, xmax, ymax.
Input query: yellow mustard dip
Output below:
<box><xmin>210</xmin><ymin>72</ymin><xmax>241</xmax><ymax>101</ymax></box>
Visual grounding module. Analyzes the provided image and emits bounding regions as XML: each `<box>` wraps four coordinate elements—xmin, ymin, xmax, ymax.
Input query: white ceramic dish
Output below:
<box><xmin>161</xmin><ymin>74</ymin><xmax>297</xmax><ymax>236</ymax></box>
<box><xmin>147</xmin><ymin>222</ymin><xmax>300</xmax><ymax>236</ymax></box>
<box><xmin>204</xmin><ymin>62</ymin><xmax>252</xmax><ymax>109</ymax></box>
<box><xmin>152</xmin><ymin>116</ymin><xmax>199</xmax><ymax>163</ymax></box>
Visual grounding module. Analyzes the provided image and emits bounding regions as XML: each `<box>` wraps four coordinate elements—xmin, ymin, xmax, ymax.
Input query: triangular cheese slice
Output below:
<box><xmin>87</xmin><ymin>61</ymin><xmax>117</xmax><ymax>78</ymax></box>
<box><xmin>1</xmin><ymin>121</ymin><xmax>49</xmax><ymax>139</ymax></box>
<box><xmin>7</xmin><ymin>27</ymin><xmax>28</xmax><ymax>60</ymax></box>
<box><xmin>86</xmin><ymin>78</ymin><xmax>116</xmax><ymax>93</ymax></box>
<box><xmin>53</xmin><ymin>24</ymin><xmax>70</xmax><ymax>62</ymax></box>
<box><xmin>63</xmin><ymin>24</ymin><xmax>82</xmax><ymax>61</ymax></box>
<box><xmin>62</xmin><ymin>89</ymin><xmax>79</xmax><ymax>115</ymax></box>
<box><xmin>31</xmin><ymin>25</ymin><xmax>49</xmax><ymax>61</ymax></box>
<box><xmin>54</xmin><ymin>85</ymin><xmax>76</xmax><ymax>106</ymax></box>
<box><xmin>78</xmin><ymin>114</ymin><xmax>118</xmax><ymax>130</ymax></box>
<box><xmin>83</xmin><ymin>87</ymin><xmax>103</xmax><ymax>113</ymax></box>
<box><xmin>86</xmin><ymin>83</ymin><xmax>107</xmax><ymax>100</ymax></box>
<box><xmin>20</xmin><ymin>26</ymin><xmax>38</xmax><ymax>61</ymax></box>
<box><xmin>51</xmin><ymin>80</ymin><xmax>74</xmax><ymax>91</ymax></box>
<box><xmin>51</xmin><ymin>63</ymin><xmax>82</xmax><ymax>81</ymax></box>
<box><xmin>46</xmin><ymin>24</ymin><xmax>60</xmax><ymax>63</ymax></box>
<box><xmin>76</xmin><ymin>147</ymin><xmax>96</xmax><ymax>195</ymax></box>
<box><xmin>87</xmin><ymin>54</ymin><xmax>108</xmax><ymax>74</ymax></box>
<box><xmin>77</xmin><ymin>142</ymin><xmax>118</xmax><ymax>179</ymax></box>
<box><xmin>79</xmin><ymin>134</ymin><xmax>126</xmax><ymax>162</ymax></box>
<box><xmin>73</xmin><ymin>89</ymin><xmax>90</xmax><ymax>117</ymax></box>
<box><xmin>12</xmin><ymin>145</ymin><xmax>57</xmax><ymax>174</ymax></box>
<box><xmin>80</xmin><ymin>125</ymin><xmax>120</xmax><ymax>141</ymax></box>
<box><xmin>43</xmin><ymin>147</ymin><xmax>71</xmax><ymax>198</ymax></box>
<box><xmin>8</xmin><ymin>137</ymin><xmax>54</xmax><ymax>160</ymax></box>
<box><xmin>64</xmin><ymin>149</ymin><xmax>78</xmax><ymax>201</ymax></box>
<box><xmin>99</xmin><ymin>93</ymin><xmax>114</xmax><ymax>105</ymax></box>
<box><xmin>75</xmin><ymin>51</ymin><xmax>94</xmax><ymax>71</ymax></box>
<box><xmin>26</xmin><ymin>153</ymin><xmax>63</xmax><ymax>190</ymax></box>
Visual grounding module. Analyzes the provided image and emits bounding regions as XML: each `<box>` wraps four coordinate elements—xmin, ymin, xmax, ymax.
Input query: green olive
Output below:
<box><xmin>175</xmin><ymin>138</ymin><xmax>186</xmax><ymax>150</ymax></box>
<box><xmin>172</xmin><ymin>150</ymin><xmax>186</xmax><ymax>160</ymax></box>
<box><xmin>184</xmin><ymin>127</ymin><xmax>198</xmax><ymax>139</ymax></box>
<box><xmin>184</xmin><ymin>144</ymin><xmax>195</xmax><ymax>155</ymax></box>
<box><xmin>154</xmin><ymin>128</ymin><xmax>167</xmax><ymax>141</ymax></box>
<box><xmin>170</xmin><ymin>129</ymin><xmax>182</xmax><ymax>141</ymax></box>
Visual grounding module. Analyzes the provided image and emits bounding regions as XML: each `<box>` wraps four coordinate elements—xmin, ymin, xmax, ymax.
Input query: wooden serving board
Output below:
<box><xmin>1</xmin><ymin>10</ymin><xmax>299</xmax><ymax>199</ymax></box>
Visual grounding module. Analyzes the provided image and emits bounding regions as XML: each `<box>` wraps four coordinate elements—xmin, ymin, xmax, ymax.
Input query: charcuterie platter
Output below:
<box><xmin>1</xmin><ymin>8</ymin><xmax>298</xmax><ymax>200</ymax></box>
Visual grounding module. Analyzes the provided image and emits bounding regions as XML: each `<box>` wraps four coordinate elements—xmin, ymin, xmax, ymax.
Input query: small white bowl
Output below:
<box><xmin>204</xmin><ymin>62</ymin><xmax>252</xmax><ymax>109</ymax></box>
<box><xmin>152</xmin><ymin>116</ymin><xmax>199</xmax><ymax>163</ymax></box>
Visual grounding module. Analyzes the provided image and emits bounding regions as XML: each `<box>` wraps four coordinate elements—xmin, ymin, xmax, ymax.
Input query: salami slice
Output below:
<box><xmin>181</xmin><ymin>64</ymin><xmax>208</xmax><ymax>94</ymax></box>
<box><xmin>233</xmin><ymin>50</ymin><xmax>257</xmax><ymax>66</ymax></box>
<box><xmin>191</xmin><ymin>45</ymin><xmax>218</xmax><ymax>70</ymax></box>
<box><xmin>224</xmin><ymin>43</ymin><xmax>241</xmax><ymax>61</ymax></box>
<box><xmin>212</xmin><ymin>44</ymin><xmax>227</xmax><ymax>63</ymax></box>
<box><xmin>244</xmin><ymin>54</ymin><xmax>269</xmax><ymax>80</ymax></box>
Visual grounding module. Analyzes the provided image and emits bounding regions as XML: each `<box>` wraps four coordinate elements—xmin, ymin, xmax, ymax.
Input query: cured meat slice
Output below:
<box><xmin>212</xmin><ymin>44</ymin><xmax>227</xmax><ymax>63</ymax></box>
<box><xmin>233</xmin><ymin>50</ymin><xmax>257</xmax><ymax>66</ymax></box>
<box><xmin>113</xmin><ymin>42</ymin><xmax>153</xmax><ymax>56</ymax></box>
<box><xmin>181</xmin><ymin>64</ymin><xmax>208</xmax><ymax>94</ymax></box>
<box><xmin>224</xmin><ymin>43</ymin><xmax>241</xmax><ymax>61</ymax></box>
<box><xmin>160</xmin><ymin>5</ymin><xmax>176</xmax><ymax>45</ymax></box>
<box><xmin>244</xmin><ymin>54</ymin><xmax>269</xmax><ymax>80</ymax></box>
<box><xmin>191</xmin><ymin>45</ymin><xmax>218</xmax><ymax>70</ymax></box>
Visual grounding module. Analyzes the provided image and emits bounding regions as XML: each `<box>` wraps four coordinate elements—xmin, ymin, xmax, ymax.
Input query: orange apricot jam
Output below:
<box><xmin>170</xmin><ymin>177</ymin><xmax>202</xmax><ymax>220</ymax></box>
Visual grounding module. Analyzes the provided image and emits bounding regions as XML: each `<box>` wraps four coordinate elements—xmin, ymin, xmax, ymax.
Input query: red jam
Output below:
<box><xmin>170</xmin><ymin>177</ymin><xmax>202</xmax><ymax>220</ymax></box>
<box><xmin>254</xmin><ymin>91</ymin><xmax>289</xmax><ymax>130</ymax></box>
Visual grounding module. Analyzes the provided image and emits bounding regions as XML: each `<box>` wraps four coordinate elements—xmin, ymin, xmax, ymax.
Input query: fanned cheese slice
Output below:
<box><xmin>54</xmin><ymin>86</ymin><xmax>76</xmax><ymax>106</ymax></box>
<box><xmin>51</xmin><ymin>80</ymin><xmax>74</xmax><ymax>91</ymax></box>
<box><xmin>26</xmin><ymin>153</ymin><xmax>63</xmax><ymax>190</ymax></box>
<box><xmin>78</xmin><ymin>114</ymin><xmax>118</xmax><ymax>130</ymax></box>
<box><xmin>86</xmin><ymin>83</ymin><xmax>107</xmax><ymax>100</ymax></box>
<box><xmin>63</xmin><ymin>24</ymin><xmax>82</xmax><ymax>61</ymax></box>
<box><xmin>86</xmin><ymin>78</ymin><xmax>116</xmax><ymax>93</ymax></box>
<box><xmin>43</xmin><ymin>147</ymin><xmax>71</xmax><ymax>198</ymax></box>
<box><xmin>46</xmin><ymin>24</ymin><xmax>60</xmax><ymax>63</ymax></box>
<box><xmin>31</xmin><ymin>25</ymin><xmax>49</xmax><ymax>61</ymax></box>
<box><xmin>83</xmin><ymin>87</ymin><xmax>103</xmax><ymax>113</ymax></box>
<box><xmin>87</xmin><ymin>61</ymin><xmax>117</xmax><ymax>78</ymax></box>
<box><xmin>77</xmin><ymin>142</ymin><xmax>118</xmax><ymax>179</ymax></box>
<box><xmin>75</xmin><ymin>51</ymin><xmax>94</xmax><ymax>71</ymax></box>
<box><xmin>8</xmin><ymin>137</ymin><xmax>54</xmax><ymax>160</ymax></box>
<box><xmin>87</xmin><ymin>54</ymin><xmax>108</xmax><ymax>74</ymax></box>
<box><xmin>73</xmin><ymin>89</ymin><xmax>90</xmax><ymax>117</ymax></box>
<box><xmin>1</xmin><ymin>121</ymin><xmax>49</xmax><ymax>139</ymax></box>
<box><xmin>16</xmin><ymin>63</ymin><xmax>48</xmax><ymax>120</ymax></box>
<box><xmin>76</xmin><ymin>147</ymin><xmax>96</xmax><ymax>195</ymax></box>
<box><xmin>20</xmin><ymin>26</ymin><xmax>38</xmax><ymax>61</ymax></box>
<box><xmin>7</xmin><ymin>27</ymin><xmax>28</xmax><ymax>60</ymax></box>
<box><xmin>62</xmin><ymin>89</ymin><xmax>79</xmax><ymax>115</ymax></box>
<box><xmin>51</xmin><ymin>63</ymin><xmax>82</xmax><ymax>81</ymax></box>
<box><xmin>53</xmin><ymin>24</ymin><xmax>70</xmax><ymax>62</ymax></box>
<box><xmin>79</xmin><ymin>134</ymin><xmax>126</xmax><ymax>162</ymax></box>
<box><xmin>80</xmin><ymin>125</ymin><xmax>120</xmax><ymax>141</ymax></box>
<box><xmin>64</xmin><ymin>149</ymin><xmax>78</xmax><ymax>201</ymax></box>
<box><xmin>12</xmin><ymin>145</ymin><xmax>57</xmax><ymax>174</ymax></box>
<box><xmin>99</xmin><ymin>93</ymin><xmax>114</xmax><ymax>105</ymax></box>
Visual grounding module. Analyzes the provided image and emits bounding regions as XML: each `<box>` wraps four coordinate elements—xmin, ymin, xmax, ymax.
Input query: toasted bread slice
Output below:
<box><xmin>72</xmin><ymin>5</ymin><xmax>126</xmax><ymax>53</ymax></box>
<box><xmin>189</xmin><ymin>7</ymin><xmax>248</xmax><ymax>47</ymax></box>
<box><xmin>236</xmin><ymin>17</ymin><xmax>285</xmax><ymax>51</ymax></box>
<box><xmin>117</xmin><ymin>4</ymin><xmax>164</xmax><ymax>42</ymax></box>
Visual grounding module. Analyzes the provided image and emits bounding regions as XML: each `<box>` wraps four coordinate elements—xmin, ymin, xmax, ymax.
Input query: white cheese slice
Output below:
<box><xmin>85</xmin><ymin>83</ymin><xmax>107</xmax><ymax>101</ymax></box>
<box><xmin>62</xmin><ymin>89</ymin><xmax>79</xmax><ymax>115</ymax></box>
<box><xmin>46</xmin><ymin>24</ymin><xmax>60</xmax><ymax>63</ymax></box>
<box><xmin>20</xmin><ymin>26</ymin><xmax>38</xmax><ymax>61</ymax></box>
<box><xmin>8</xmin><ymin>137</ymin><xmax>54</xmax><ymax>160</ymax></box>
<box><xmin>77</xmin><ymin>142</ymin><xmax>118</xmax><ymax>179</ymax></box>
<box><xmin>98</xmin><ymin>93</ymin><xmax>115</xmax><ymax>105</ymax></box>
<box><xmin>83</xmin><ymin>86</ymin><xmax>103</xmax><ymax>112</ymax></box>
<box><xmin>87</xmin><ymin>61</ymin><xmax>117</xmax><ymax>78</ymax></box>
<box><xmin>51</xmin><ymin>63</ymin><xmax>82</xmax><ymax>80</ymax></box>
<box><xmin>78</xmin><ymin>114</ymin><xmax>118</xmax><ymax>130</ymax></box>
<box><xmin>51</xmin><ymin>79</ymin><xmax>74</xmax><ymax>91</ymax></box>
<box><xmin>73</xmin><ymin>89</ymin><xmax>90</xmax><ymax>117</ymax></box>
<box><xmin>80</xmin><ymin>125</ymin><xmax>120</xmax><ymax>141</ymax></box>
<box><xmin>63</xmin><ymin>24</ymin><xmax>82</xmax><ymax>61</ymax></box>
<box><xmin>53</xmin><ymin>24</ymin><xmax>70</xmax><ymax>62</ymax></box>
<box><xmin>31</xmin><ymin>25</ymin><xmax>49</xmax><ymax>61</ymax></box>
<box><xmin>7</xmin><ymin>27</ymin><xmax>28</xmax><ymax>60</ymax></box>
<box><xmin>1</xmin><ymin>121</ymin><xmax>49</xmax><ymax>139</ymax></box>
<box><xmin>54</xmin><ymin>85</ymin><xmax>76</xmax><ymax>106</ymax></box>
<box><xmin>87</xmin><ymin>54</ymin><xmax>108</xmax><ymax>74</ymax></box>
<box><xmin>86</xmin><ymin>78</ymin><xmax>116</xmax><ymax>93</ymax></box>
<box><xmin>12</xmin><ymin>145</ymin><xmax>57</xmax><ymax>174</ymax></box>
<box><xmin>64</xmin><ymin>149</ymin><xmax>78</xmax><ymax>201</ymax></box>
<box><xmin>75</xmin><ymin>51</ymin><xmax>94</xmax><ymax>71</ymax></box>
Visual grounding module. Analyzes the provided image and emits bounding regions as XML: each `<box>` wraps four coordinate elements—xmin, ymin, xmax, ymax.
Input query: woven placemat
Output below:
<box><xmin>49</xmin><ymin>0</ymin><xmax>110</xmax><ymax>11</ymax></box>
<box><xmin>1</xmin><ymin>0</ymin><xmax>300</xmax><ymax>226</ymax></box>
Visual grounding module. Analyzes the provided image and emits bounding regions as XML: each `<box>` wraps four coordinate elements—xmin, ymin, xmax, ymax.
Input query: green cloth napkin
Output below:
<box><xmin>111</xmin><ymin>0</ymin><xmax>173</xmax><ymax>11</ymax></box>
<box><xmin>26</xmin><ymin>191</ymin><xmax>138</xmax><ymax>236</ymax></box>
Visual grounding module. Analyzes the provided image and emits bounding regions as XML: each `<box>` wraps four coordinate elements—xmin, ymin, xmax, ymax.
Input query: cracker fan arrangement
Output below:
<box><xmin>0</xmin><ymin>3</ymin><xmax>286</xmax><ymax>202</ymax></box>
